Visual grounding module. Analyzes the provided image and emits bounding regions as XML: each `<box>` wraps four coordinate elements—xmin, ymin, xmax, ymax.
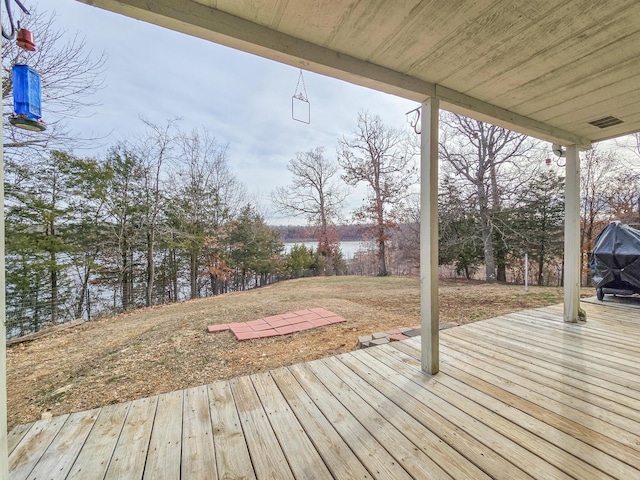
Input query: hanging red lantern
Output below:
<box><xmin>16</xmin><ymin>28</ymin><xmax>36</xmax><ymax>52</ymax></box>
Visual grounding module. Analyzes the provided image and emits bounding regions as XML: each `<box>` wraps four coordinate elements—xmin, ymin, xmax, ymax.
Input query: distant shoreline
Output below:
<box><xmin>271</xmin><ymin>224</ymin><xmax>367</xmax><ymax>243</ymax></box>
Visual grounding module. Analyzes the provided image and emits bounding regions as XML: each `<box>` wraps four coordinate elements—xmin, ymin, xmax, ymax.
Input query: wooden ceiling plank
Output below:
<box><xmin>404</xmin><ymin>1</ymin><xmax>543</xmax><ymax>79</ymax></box>
<box><xmin>326</xmin><ymin>0</ymin><xmax>425</xmax><ymax>56</ymax></box>
<box><xmin>513</xmin><ymin>54</ymin><xmax>639</xmax><ymax>116</ymax></box>
<box><xmin>494</xmin><ymin>31</ymin><xmax>640</xmax><ymax>109</ymax></box>
<box><xmin>455</xmin><ymin>0</ymin><xmax>638</xmax><ymax>97</ymax></box>
<box><xmin>371</xmin><ymin>0</ymin><xmax>497</xmax><ymax>72</ymax></box>
<box><xmin>560</xmin><ymin>100</ymin><xmax>640</xmax><ymax>134</ymax></box>
<box><xmin>431</xmin><ymin>0</ymin><xmax>568</xmax><ymax>86</ymax></box>
<box><xmin>570</xmin><ymin>112</ymin><xmax>640</xmax><ymax>143</ymax></box>
<box><xmin>260</xmin><ymin>0</ymin><xmax>367</xmax><ymax>49</ymax></box>
<box><xmin>533</xmin><ymin>75</ymin><xmax>640</xmax><ymax>124</ymax></box>
<box><xmin>436</xmin><ymin>85</ymin><xmax>590</xmax><ymax>147</ymax></box>
<box><xmin>213</xmin><ymin>0</ymin><xmax>283</xmax><ymax>28</ymax></box>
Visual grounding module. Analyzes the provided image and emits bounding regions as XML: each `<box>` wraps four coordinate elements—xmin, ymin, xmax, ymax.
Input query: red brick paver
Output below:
<box><xmin>206</xmin><ymin>324</ymin><xmax>229</xmax><ymax>333</ymax></box>
<box><xmin>207</xmin><ymin>309</ymin><xmax>347</xmax><ymax>341</ymax></box>
<box><xmin>389</xmin><ymin>333</ymin><xmax>409</xmax><ymax>342</ymax></box>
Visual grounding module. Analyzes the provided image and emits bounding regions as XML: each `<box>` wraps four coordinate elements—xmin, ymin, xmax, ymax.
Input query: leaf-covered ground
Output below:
<box><xmin>7</xmin><ymin>276</ymin><xmax>592</xmax><ymax>430</ymax></box>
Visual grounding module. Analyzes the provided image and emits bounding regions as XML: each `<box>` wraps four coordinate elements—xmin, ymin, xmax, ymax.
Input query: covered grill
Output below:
<box><xmin>590</xmin><ymin>222</ymin><xmax>640</xmax><ymax>301</ymax></box>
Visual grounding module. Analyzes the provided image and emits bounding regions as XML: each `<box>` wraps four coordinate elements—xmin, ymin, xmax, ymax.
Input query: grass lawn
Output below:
<box><xmin>6</xmin><ymin>276</ymin><xmax>592</xmax><ymax>429</ymax></box>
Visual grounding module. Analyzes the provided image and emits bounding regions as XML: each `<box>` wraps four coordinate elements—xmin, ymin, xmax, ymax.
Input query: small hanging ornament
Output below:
<box><xmin>16</xmin><ymin>27</ymin><xmax>35</xmax><ymax>51</ymax></box>
<box><xmin>291</xmin><ymin>69</ymin><xmax>310</xmax><ymax>124</ymax></box>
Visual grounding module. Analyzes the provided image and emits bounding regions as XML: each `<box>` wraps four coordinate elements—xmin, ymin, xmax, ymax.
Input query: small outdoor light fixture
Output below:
<box><xmin>10</xmin><ymin>64</ymin><xmax>46</xmax><ymax>132</ymax></box>
<box><xmin>545</xmin><ymin>144</ymin><xmax>566</xmax><ymax>167</ymax></box>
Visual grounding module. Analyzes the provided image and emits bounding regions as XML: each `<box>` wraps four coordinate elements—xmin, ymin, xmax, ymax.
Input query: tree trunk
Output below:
<box><xmin>378</xmin><ymin>236</ymin><xmax>387</xmax><ymax>276</ymax></box>
<box><xmin>49</xmin><ymin>216</ymin><xmax>59</xmax><ymax>324</ymax></box>
<box><xmin>190</xmin><ymin>251</ymin><xmax>198</xmax><ymax>299</ymax></box>
<box><xmin>50</xmin><ymin>252</ymin><xmax>58</xmax><ymax>324</ymax></box>
<box><xmin>537</xmin><ymin>210</ymin><xmax>548</xmax><ymax>286</ymax></box>
<box><xmin>171</xmin><ymin>248</ymin><xmax>178</xmax><ymax>302</ymax></box>
<box><xmin>537</xmin><ymin>252</ymin><xmax>545</xmax><ymax>286</ymax></box>
<box><xmin>489</xmin><ymin>155</ymin><xmax>506</xmax><ymax>282</ymax></box>
<box><xmin>145</xmin><ymin>230</ymin><xmax>154</xmax><ymax>307</ymax></box>
<box><xmin>495</xmin><ymin>238</ymin><xmax>507</xmax><ymax>282</ymax></box>
<box><xmin>128</xmin><ymin>250</ymin><xmax>134</xmax><ymax>308</ymax></box>
<box><xmin>76</xmin><ymin>258</ymin><xmax>90</xmax><ymax>319</ymax></box>
<box><xmin>210</xmin><ymin>274</ymin><xmax>218</xmax><ymax>295</ymax></box>
<box><xmin>122</xmin><ymin>249</ymin><xmax>129</xmax><ymax>311</ymax></box>
<box><xmin>479</xmin><ymin>207</ymin><xmax>496</xmax><ymax>282</ymax></box>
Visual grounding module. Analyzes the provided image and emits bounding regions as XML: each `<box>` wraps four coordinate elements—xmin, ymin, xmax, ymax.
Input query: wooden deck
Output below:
<box><xmin>8</xmin><ymin>300</ymin><xmax>640</xmax><ymax>479</ymax></box>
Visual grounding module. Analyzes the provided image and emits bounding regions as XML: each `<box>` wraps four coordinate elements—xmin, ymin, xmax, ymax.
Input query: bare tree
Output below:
<box><xmin>102</xmin><ymin>143</ymin><xmax>145</xmax><ymax>312</ymax></box>
<box><xmin>271</xmin><ymin>147</ymin><xmax>346</xmax><ymax>274</ymax></box>
<box><xmin>2</xmin><ymin>8</ymin><xmax>106</xmax><ymax>153</ymax></box>
<box><xmin>134</xmin><ymin>118</ymin><xmax>178</xmax><ymax>307</ymax></box>
<box><xmin>173</xmin><ymin>129</ymin><xmax>245</xmax><ymax>298</ymax></box>
<box><xmin>580</xmin><ymin>148</ymin><xmax>627</xmax><ymax>282</ymax></box>
<box><xmin>439</xmin><ymin>113</ymin><xmax>538</xmax><ymax>282</ymax></box>
<box><xmin>338</xmin><ymin>111</ymin><xmax>416</xmax><ymax>276</ymax></box>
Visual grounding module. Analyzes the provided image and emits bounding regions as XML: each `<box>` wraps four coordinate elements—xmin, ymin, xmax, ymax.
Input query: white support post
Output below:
<box><xmin>564</xmin><ymin>144</ymin><xmax>581</xmax><ymax>323</ymax></box>
<box><xmin>0</xmin><ymin>34</ymin><xmax>8</xmax><ymax>480</ymax></box>
<box><xmin>420</xmin><ymin>98</ymin><xmax>439</xmax><ymax>374</ymax></box>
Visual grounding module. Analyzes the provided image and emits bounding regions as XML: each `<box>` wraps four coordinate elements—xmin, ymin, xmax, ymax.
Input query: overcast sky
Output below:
<box><xmin>40</xmin><ymin>0</ymin><xmax>417</xmax><ymax>223</ymax></box>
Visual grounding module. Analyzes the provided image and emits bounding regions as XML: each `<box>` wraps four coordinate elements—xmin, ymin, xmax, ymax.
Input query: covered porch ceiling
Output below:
<box><xmin>78</xmin><ymin>0</ymin><xmax>640</xmax><ymax>148</ymax></box>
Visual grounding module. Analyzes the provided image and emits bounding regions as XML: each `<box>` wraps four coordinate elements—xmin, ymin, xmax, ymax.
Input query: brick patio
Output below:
<box><xmin>207</xmin><ymin>308</ymin><xmax>346</xmax><ymax>340</ymax></box>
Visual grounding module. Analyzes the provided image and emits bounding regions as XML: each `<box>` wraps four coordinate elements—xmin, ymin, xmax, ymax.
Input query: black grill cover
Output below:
<box><xmin>590</xmin><ymin>222</ymin><xmax>640</xmax><ymax>290</ymax></box>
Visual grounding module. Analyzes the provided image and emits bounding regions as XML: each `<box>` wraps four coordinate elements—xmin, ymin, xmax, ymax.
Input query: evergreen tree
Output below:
<box><xmin>229</xmin><ymin>206</ymin><xmax>283</xmax><ymax>290</ymax></box>
<box><xmin>438</xmin><ymin>177</ymin><xmax>484</xmax><ymax>279</ymax></box>
<box><xmin>513</xmin><ymin>170</ymin><xmax>565</xmax><ymax>285</ymax></box>
<box><xmin>6</xmin><ymin>151</ymin><xmax>83</xmax><ymax>331</ymax></box>
<box><xmin>286</xmin><ymin>244</ymin><xmax>318</xmax><ymax>278</ymax></box>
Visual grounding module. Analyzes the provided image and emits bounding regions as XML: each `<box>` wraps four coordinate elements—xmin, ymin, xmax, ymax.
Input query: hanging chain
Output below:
<box><xmin>1</xmin><ymin>0</ymin><xmax>30</xmax><ymax>40</ymax></box>
<box><xmin>293</xmin><ymin>69</ymin><xmax>308</xmax><ymax>102</ymax></box>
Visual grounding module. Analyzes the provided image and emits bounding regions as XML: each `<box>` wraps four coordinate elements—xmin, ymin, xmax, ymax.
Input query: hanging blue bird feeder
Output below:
<box><xmin>10</xmin><ymin>64</ymin><xmax>46</xmax><ymax>131</ymax></box>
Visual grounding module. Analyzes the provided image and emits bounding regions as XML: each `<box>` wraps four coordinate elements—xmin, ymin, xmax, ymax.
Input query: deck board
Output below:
<box><xmin>142</xmin><ymin>390</ymin><xmax>183</xmax><ymax>480</ymax></box>
<box><xmin>250</xmin><ymin>371</ymin><xmax>332</xmax><ymax>479</ymax></box>
<box><xmin>66</xmin><ymin>403</ymin><xmax>128</xmax><ymax>480</ymax></box>
<box><xmin>230</xmin><ymin>376</ymin><xmax>295</xmax><ymax>480</ymax></box>
<box><xmin>181</xmin><ymin>385</ymin><xmax>217</xmax><ymax>480</ymax></box>
<box><xmin>7</xmin><ymin>424</ymin><xmax>33</xmax><ymax>456</ymax></box>
<box><xmin>8</xmin><ymin>300</ymin><xmax>640</xmax><ymax>479</ymax></box>
<box><xmin>207</xmin><ymin>381</ymin><xmax>255</xmax><ymax>480</ymax></box>
<box><xmin>370</xmin><ymin>345</ymin><xmax>574</xmax><ymax>480</ymax></box>
<box><xmin>323</xmin><ymin>355</ymin><xmax>492</xmax><ymax>480</ymax></box>
<box><xmin>307</xmin><ymin>358</ymin><xmax>452</xmax><ymax>479</ymax></box>
<box><xmin>289</xmin><ymin>362</ymin><xmax>414</xmax><ymax>480</ymax></box>
<box><xmin>269</xmin><ymin>367</ymin><xmax>372</xmax><ymax>480</ymax></box>
<box><xmin>10</xmin><ymin>415</ymin><xmax>69</xmax><ymax>480</ymax></box>
<box><xmin>27</xmin><ymin>409</ymin><xmax>99</xmax><ymax>480</ymax></box>
<box><xmin>104</xmin><ymin>395</ymin><xmax>158</xmax><ymax>480</ymax></box>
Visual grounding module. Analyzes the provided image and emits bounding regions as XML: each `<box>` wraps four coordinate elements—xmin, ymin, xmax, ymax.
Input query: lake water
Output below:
<box><xmin>283</xmin><ymin>240</ymin><xmax>366</xmax><ymax>259</ymax></box>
